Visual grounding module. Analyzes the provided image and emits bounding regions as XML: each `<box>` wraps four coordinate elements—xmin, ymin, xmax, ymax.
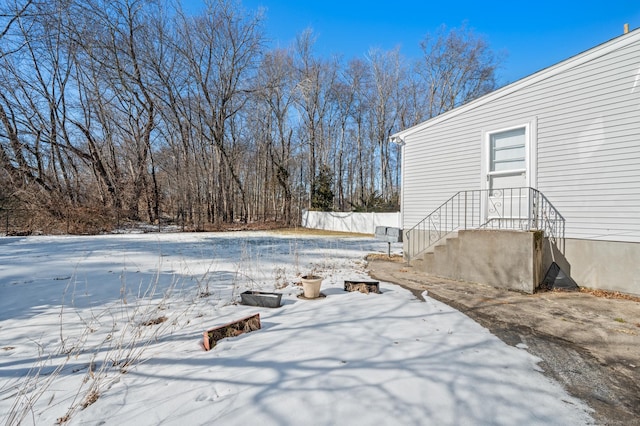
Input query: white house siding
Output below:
<box><xmin>401</xmin><ymin>32</ymin><xmax>640</xmax><ymax>245</ymax></box>
<box><xmin>401</xmin><ymin>127</ymin><xmax>481</xmax><ymax>229</ymax></box>
<box><xmin>534</xmin><ymin>41</ymin><xmax>640</xmax><ymax>243</ymax></box>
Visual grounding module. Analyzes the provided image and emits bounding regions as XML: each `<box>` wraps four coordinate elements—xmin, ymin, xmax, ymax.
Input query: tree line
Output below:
<box><xmin>0</xmin><ymin>0</ymin><xmax>500</xmax><ymax>233</ymax></box>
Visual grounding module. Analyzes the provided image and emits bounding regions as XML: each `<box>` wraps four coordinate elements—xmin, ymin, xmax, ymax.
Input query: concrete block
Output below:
<box><xmin>454</xmin><ymin>230</ymin><xmax>542</xmax><ymax>293</ymax></box>
<box><xmin>422</xmin><ymin>252</ymin><xmax>435</xmax><ymax>273</ymax></box>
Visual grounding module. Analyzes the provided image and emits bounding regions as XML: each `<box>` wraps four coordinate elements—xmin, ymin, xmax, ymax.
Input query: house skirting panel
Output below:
<box><xmin>563</xmin><ymin>238</ymin><xmax>640</xmax><ymax>296</ymax></box>
<box><xmin>406</xmin><ymin>231</ymin><xmax>640</xmax><ymax>296</ymax></box>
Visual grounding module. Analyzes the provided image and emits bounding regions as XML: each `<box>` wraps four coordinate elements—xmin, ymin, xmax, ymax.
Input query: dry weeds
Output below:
<box><xmin>579</xmin><ymin>288</ymin><xmax>640</xmax><ymax>302</ymax></box>
<box><xmin>81</xmin><ymin>390</ymin><xmax>100</xmax><ymax>409</ymax></box>
<box><xmin>6</xmin><ymin>269</ymin><xmax>203</xmax><ymax>426</ymax></box>
<box><xmin>366</xmin><ymin>253</ymin><xmax>404</xmax><ymax>263</ymax></box>
<box><xmin>273</xmin><ymin>227</ymin><xmax>371</xmax><ymax>237</ymax></box>
<box><xmin>141</xmin><ymin>316</ymin><xmax>168</xmax><ymax>326</ymax></box>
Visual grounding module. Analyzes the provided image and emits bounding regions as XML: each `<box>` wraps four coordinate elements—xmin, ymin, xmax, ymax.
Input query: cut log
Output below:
<box><xmin>203</xmin><ymin>313</ymin><xmax>261</xmax><ymax>351</ymax></box>
<box><xmin>344</xmin><ymin>280</ymin><xmax>380</xmax><ymax>294</ymax></box>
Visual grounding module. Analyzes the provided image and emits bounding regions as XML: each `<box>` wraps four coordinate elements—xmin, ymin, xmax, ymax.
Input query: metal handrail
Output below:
<box><xmin>405</xmin><ymin>187</ymin><xmax>565</xmax><ymax>260</ymax></box>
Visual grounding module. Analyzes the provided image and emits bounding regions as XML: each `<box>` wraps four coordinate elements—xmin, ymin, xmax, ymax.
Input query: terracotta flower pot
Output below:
<box><xmin>300</xmin><ymin>275</ymin><xmax>323</xmax><ymax>298</ymax></box>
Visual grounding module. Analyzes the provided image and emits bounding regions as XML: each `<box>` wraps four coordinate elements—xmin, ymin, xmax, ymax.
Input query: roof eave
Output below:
<box><xmin>390</xmin><ymin>27</ymin><xmax>640</xmax><ymax>142</ymax></box>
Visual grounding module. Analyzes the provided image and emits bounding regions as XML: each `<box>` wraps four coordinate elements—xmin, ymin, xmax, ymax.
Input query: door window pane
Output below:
<box><xmin>490</xmin><ymin>128</ymin><xmax>525</xmax><ymax>172</ymax></box>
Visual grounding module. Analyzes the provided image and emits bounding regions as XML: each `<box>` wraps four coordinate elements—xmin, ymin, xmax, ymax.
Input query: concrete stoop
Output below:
<box><xmin>411</xmin><ymin>229</ymin><xmax>545</xmax><ymax>294</ymax></box>
<box><xmin>418</xmin><ymin>231</ymin><xmax>458</xmax><ymax>270</ymax></box>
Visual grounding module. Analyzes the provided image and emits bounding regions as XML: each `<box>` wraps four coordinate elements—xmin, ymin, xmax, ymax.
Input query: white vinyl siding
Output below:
<box><xmin>400</xmin><ymin>32</ymin><xmax>640</xmax><ymax>243</ymax></box>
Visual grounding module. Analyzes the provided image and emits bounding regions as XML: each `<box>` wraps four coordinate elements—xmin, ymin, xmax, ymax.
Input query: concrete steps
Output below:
<box><xmin>410</xmin><ymin>231</ymin><xmax>458</xmax><ymax>274</ymax></box>
<box><xmin>410</xmin><ymin>229</ymin><xmax>545</xmax><ymax>294</ymax></box>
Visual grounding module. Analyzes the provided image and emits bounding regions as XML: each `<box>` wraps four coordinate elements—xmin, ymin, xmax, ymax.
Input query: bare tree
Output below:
<box><xmin>416</xmin><ymin>23</ymin><xmax>500</xmax><ymax>118</ymax></box>
<box><xmin>0</xmin><ymin>0</ymin><xmax>33</xmax><ymax>59</ymax></box>
<box><xmin>255</xmin><ymin>48</ymin><xmax>298</xmax><ymax>224</ymax></box>
<box><xmin>340</xmin><ymin>58</ymin><xmax>373</xmax><ymax>208</ymax></box>
<box><xmin>293</xmin><ymin>29</ymin><xmax>340</xmax><ymax>209</ymax></box>
<box><xmin>0</xmin><ymin>0</ymin><xmax>78</xmax><ymax>210</ymax></box>
<box><xmin>176</xmin><ymin>0</ymin><xmax>264</xmax><ymax>224</ymax></box>
<box><xmin>0</xmin><ymin>0</ymin><xmax>35</xmax><ymax>192</ymax></box>
<box><xmin>143</xmin><ymin>5</ymin><xmax>201</xmax><ymax>227</ymax></box>
<box><xmin>58</xmin><ymin>0</ymin><xmax>158</xmax><ymax>221</ymax></box>
<box><xmin>0</xmin><ymin>1</ymin><xmax>504</xmax><ymax>233</ymax></box>
<box><xmin>365</xmin><ymin>47</ymin><xmax>405</xmax><ymax>202</ymax></box>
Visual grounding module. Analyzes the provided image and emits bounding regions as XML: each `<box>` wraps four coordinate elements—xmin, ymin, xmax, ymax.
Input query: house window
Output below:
<box><xmin>490</xmin><ymin>127</ymin><xmax>526</xmax><ymax>172</ymax></box>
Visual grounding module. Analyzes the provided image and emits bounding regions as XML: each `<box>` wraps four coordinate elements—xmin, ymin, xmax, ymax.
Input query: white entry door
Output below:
<box><xmin>484</xmin><ymin>126</ymin><xmax>530</xmax><ymax>228</ymax></box>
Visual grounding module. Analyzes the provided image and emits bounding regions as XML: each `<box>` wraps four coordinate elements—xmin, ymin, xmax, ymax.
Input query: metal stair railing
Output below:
<box><xmin>405</xmin><ymin>187</ymin><xmax>565</xmax><ymax>261</ymax></box>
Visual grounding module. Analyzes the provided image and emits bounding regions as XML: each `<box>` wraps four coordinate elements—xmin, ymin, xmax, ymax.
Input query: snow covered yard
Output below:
<box><xmin>0</xmin><ymin>231</ymin><xmax>593</xmax><ymax>425</ymax></box>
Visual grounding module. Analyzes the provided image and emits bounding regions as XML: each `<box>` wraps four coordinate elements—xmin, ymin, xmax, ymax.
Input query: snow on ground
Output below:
<box><xmin>0</xmin><ymin>231</ymin><xmax>593</xmax><ymax>425</ymax></box>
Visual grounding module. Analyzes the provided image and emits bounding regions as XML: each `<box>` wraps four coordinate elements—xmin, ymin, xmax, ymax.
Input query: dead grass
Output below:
<box><xmin>613</xmin><ymin>328</ymin><xmax>638</xmax><ymax>336</ymax></box>
<box><xmin>141</xmin><ymin>316</ymin><xmax>168</xmax><ymax>326</ymax></box>
<box><xmin>271</xmin><ymin>227</ymin><xmax>371</xmax><ymax>237</ymax></box>
<box><xmin>366</xmin><ymin>253</ymin><xmax>405</xmax><ymax>263</ymax></box>
<box><xmin>205</xmin><ymin>221</ymin><xmax>289</xmax><ymax>232</ymax></box>
<box><xmin>81</xmin><ymin>390</ymin><xmax>99</xmax><ymax>409</ymax></box>
<box><xmin>579</xmin><ymin>288</ymin><xmax>640</xmax><ymax>302</ymax></box>
<box><xmin>56</xmin><ymin>414</ymin><xmax>71</xmax><ymax>424</ymax></box>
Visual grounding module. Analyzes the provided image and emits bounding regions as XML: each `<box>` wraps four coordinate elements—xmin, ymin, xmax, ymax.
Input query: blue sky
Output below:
<box><xmin>228</xmin><ymin>0</ymin><xmax>640</xmax><ymax>85</ymax></box>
